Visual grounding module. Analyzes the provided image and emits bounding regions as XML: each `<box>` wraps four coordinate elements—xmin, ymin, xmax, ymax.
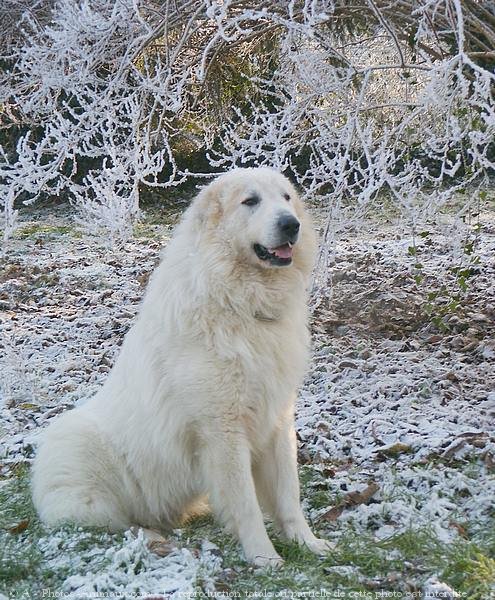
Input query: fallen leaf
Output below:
<box><xmin>449</xmin><ymin>521</ymin><xmax>468</xmax><ymax>538</ymax></box>
<box><xmin>443</xmin><ymin>433</ymin><xmax>489</xmax><ymax>458</ymax></box>
<box><xmin>442</xmin><ymin>440</ymin><xmax>467</xmax><ymax>459</ymax></box>
<box><xmin>321</xmin><ymin>505</ymin><xmax>344</xmax><ymax>521</ymax></box>
<box><xmin>461</xmin><ymin>341</ymin><xmax>478</xmax><ymax>352</ymax></box>
<box><xmin>338</xmin><ymin>360</ymin><xmax>358</xmax><ymax>369</ymax></box>
<box><xmin>377</xmin><ymin>442</ymin><xmax>414</xmax><ymax>457</ymax></box>
<box><xmin>483</xmin><ymin>452</ymin><xmax>495</xmax><ymax>472</ymax></box>
<box><xmin>444</xmin><ymin>371</ymin><xmax>459</xmax><ymax>383</ymax></box>
<box><xmin>346</xmin><ymin>482</ymin><xmax>380</xmax><ymax>505</ymax></box>
<box><xmin>459</xmin><ymin>431</ymin><xmax>488</xmax><ymax>446</ymax></box>
<box><xmin>8</xmin><ymin>519</ymin><xmax>29</xmax><ymax>534</ymax></box>
<box><xmin>148</xmin><ymin>540</ymin><xmax>176</xmax><ymax>557</ymax></box>
<box><xmin>321</xmin><ymin>466</ymin><xmax>336</xmax><ymax>478</ymax></box>
<box><xmin>371</xmin><ymin>421</ymin><xmax>385</xmax><ymax>445</ymax></box>
<box><xmin>320</xmin><ymin>482</ymin><xmax>380</xmax><ymax>521</ymax></box>
<box><xmin>130</xmin><ymin>526</ymin><xmax>175</xmax><ymax>557</ymax></box>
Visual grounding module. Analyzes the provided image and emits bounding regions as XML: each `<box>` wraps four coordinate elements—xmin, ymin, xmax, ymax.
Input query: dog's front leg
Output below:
<box><xmin>253</xmin><ymin>410</ymin><xmax>333</xmax><ymax>554</ymax></box>
<box><xmin>201</xmin><ymin>430</ymin><xmax>283</xmax><ymax>567</ymax></box>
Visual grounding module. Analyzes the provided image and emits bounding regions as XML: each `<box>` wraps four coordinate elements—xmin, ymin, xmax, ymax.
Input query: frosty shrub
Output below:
<box><xmin>1</xmin><ymin>0</ymin><xmax>494</xmax><ymax>269</ymax></box>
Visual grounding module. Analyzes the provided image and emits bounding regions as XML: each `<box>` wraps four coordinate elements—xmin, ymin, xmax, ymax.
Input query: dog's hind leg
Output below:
<box><xmin>32</xmin><ymin>412</ymin><xmax>133</xmax><ymax>530</ymax></box>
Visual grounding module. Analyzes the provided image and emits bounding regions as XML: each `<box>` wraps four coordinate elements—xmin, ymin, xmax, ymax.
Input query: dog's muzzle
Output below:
<box><xmin>253</xmin><ymin>214</ymin><xmax>300</xmax><ymax>266</ymax></box>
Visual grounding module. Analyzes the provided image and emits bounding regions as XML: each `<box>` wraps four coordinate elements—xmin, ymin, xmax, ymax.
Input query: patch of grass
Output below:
<box><xmin>133</xmin><ymin>207</ymin><xmax>181</xmax><ymax>240</ymax></box>
<box><xmin>180</xmin><ymin>495</ymin><xmax>494</xmax><ymax>596</ymax></box>
<box><xmin>14</xmin><ymin>223</ymin><xmax>79</xmax><ymax>239</ymax></box>
<box><xmin>442</xmin><ymin>542</ymin><xmax>495</xmax><ymax>599</ymax></box>
<box><xmin>1</xmin><ymin>465</ymin><xmax>494</xmax><ymax>597</ymax></box>
<box><xmin>0</xmin><ymin>467</ymin><xmax>124</xmax><ymax>598</ymax></box>
<box><xmin>133</xmin><ymin>221</ymin><xmax>168</xmax><ymax>240</ymax></box>
<box><xmin>0</xmin><ymin>466</ymin><xmax>44</xmax><ymax>590</ymax></box>
<box><xmin>173</xmin><ymin>501</ymin><xmax>365</xmax><ymax>592</ymax></box>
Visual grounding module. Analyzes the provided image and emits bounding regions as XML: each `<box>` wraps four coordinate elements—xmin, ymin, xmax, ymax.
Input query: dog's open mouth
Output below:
<box><xmin>254</xmin><ymin>243</ymin><xmax>293</xmax><ymax>266</ymax></box>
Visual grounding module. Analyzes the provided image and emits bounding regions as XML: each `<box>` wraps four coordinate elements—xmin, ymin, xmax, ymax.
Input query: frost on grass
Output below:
<box><xmin>43</xmin><ymin>530</ymin><xmax>221</xmax><ymax>599</ymax></box>
<box><xmin>297</xmin><ymin>214</ymin><xmax>495</xmax><ymax>544</ymax></box>
<box><xmin>0</xmin><ymin>203</ymin><xmax>494</xmax><ymax>594</ymax></box>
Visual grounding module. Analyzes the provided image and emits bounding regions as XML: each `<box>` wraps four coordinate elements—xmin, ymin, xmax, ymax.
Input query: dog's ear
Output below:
<box><xmin>191</xmin><ymin>180</ymin><xmax>224</xmax><ymax>230</ymax></box>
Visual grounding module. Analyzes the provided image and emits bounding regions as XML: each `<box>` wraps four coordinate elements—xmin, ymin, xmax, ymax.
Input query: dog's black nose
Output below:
<box><xmin>277</xmin><ymin>214</ymin><xmax>300</xmax><ymax>240</ymax></box>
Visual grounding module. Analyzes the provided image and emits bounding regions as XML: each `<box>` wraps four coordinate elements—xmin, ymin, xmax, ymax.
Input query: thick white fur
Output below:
<box><xmin>32</xmin><ymin>167</ymin><xmax>331</xmax><ymax>566</ymax></box>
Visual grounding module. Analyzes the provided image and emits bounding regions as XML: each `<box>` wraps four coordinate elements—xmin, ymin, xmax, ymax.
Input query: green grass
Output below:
<box><xmin>184</xmin><ymin>514</ymin><xmax>495</xmax><ymax>596</ymax></box>
<box><xmin>0</xmin><ymin>466</ymin><xmax>124</xmax><ymax>598</ymax></box>
<box><xmin>14</xmin><ymin>223</ymin><xmax>79</xmax><ymax>239</ymax></box>
<box><xmin>133</xmin><ymin>206</ymin><xmax>181</xmax><ymax>240</ymax></box>
<box><xmin>1</xmin><ymin>466</ymin><xmax>493</xmax><ymax>598</ymax></box>
<box><xmin>0</xmin><ymin>466</ymin><xmax>43</xmax><ymax>589</ymax></box>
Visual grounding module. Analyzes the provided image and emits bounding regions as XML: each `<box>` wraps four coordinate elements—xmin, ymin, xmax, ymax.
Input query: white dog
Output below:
<box><xmin>32</xmin><ymin>167</ymin><xmax>331</xmax><ymax>566</ymax></box>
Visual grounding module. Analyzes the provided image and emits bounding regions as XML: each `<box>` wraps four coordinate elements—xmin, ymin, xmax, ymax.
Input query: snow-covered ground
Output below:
<box><xmin>299</xmin><ymin>214</ymin><xmax>495</xmax><ymax>543</ymax></box>
<box><xmin>0</xmin><ymin>201</ymin><xmax>494</xmax><ymax>597</ymax></box>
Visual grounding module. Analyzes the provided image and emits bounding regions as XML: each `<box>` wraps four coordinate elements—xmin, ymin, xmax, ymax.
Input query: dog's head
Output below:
<box><xmin>191</xmin><ymin>168</ymin><xmax>317</xmax><ymax>277</ymax></box>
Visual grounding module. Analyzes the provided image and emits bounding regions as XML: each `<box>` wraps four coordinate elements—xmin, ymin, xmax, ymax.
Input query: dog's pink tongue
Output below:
<box><xmin>270</xmin><ymin>244</ymin><xmax>293</xmax><ymax>258</ymax></box>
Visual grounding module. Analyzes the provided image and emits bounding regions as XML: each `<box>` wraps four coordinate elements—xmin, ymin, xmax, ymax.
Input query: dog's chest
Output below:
<box><xmin>240</xmin><ymin>314</ymin><xmax>306</xmax><ymax>376</ymax></box>
<box><xmin>230</xmin><ymin>319</ymin><xmax>308</xmax><ymax>438</ymax></box>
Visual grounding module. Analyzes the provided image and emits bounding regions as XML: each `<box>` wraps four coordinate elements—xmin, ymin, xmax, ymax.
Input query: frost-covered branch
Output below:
<box><xmin>0</xmin><ymin>0</ymin><xmax>494</xmax><ymax>256</ymax></box>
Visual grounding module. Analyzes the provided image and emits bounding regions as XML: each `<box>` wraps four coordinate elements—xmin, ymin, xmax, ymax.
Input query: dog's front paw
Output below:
<box><xmin>251</xmin><ymin>553</ymin><xmax>284</xmax><ymax>568</ymax></box>
<box><xmin>304</xmin><ymin>536</ymin><xmax>334</xmax><ymax>555</ymax></box>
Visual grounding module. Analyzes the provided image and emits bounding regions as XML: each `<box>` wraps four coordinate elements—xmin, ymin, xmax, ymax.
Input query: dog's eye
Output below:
<box><xmin>284</xmin><ymin>193</ymin><xmax>290</xmax><ymax>202</ymax></box>
<box><xmin>242</xmin><ymin>196</ymin><xmax>260</xmax><ymax>207</ymax></box>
